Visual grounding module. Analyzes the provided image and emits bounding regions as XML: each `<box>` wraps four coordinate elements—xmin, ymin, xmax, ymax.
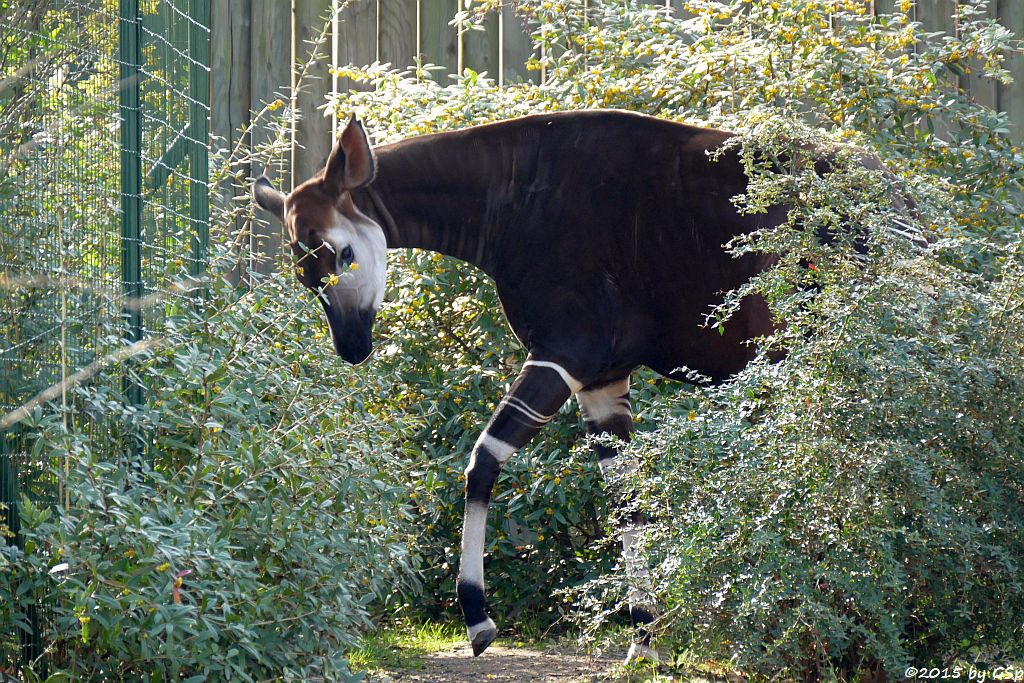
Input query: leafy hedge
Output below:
<box><xmin>586</xmin><ymin>124</ymin><xmax>1024</xmax><ymax>678</ymax></box>
<box><xmin>2</xmin><ymin>268</ymin><xmax>421</xmax><ymax>680</ymax></box>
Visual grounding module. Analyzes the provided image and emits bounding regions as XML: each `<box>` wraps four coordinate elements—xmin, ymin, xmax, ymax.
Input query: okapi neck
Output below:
<box><xmin>351</xmin><ymin>125</ymin><xmax>541</xmax><ymax>278</ymax></box>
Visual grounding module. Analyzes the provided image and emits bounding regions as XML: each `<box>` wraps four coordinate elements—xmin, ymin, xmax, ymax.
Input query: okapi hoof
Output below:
<box><xmin>467</xmin><ymin>618</ymin><xmax>497</xmax><ymax>656</ymax></box>
<box><xmin>624</xmin><ymin>642</ymin><xmax>659</xmax><ymax>664</ymax></box>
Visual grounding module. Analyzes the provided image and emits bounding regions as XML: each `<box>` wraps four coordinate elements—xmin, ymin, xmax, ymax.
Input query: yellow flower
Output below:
<box><xmin>157</xmin><ymin>562</ymin><xmax>170</xmax><ymax>572</ymax></box>
<box><xmin>327</xmin><ymin>273</ymin><xmax>339</xmax><ymax>286</ymax></box>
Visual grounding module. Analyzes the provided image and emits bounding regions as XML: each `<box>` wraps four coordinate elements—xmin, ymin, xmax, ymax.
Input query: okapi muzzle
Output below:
<box><xmin>319</xmin><ymin>291</ymin><xmax>375</xmax><ymax>364</ymax></box>
<box><xmin>253</xmin><ymin>114</ymin><xmax>382</xmax><ymax>365</ymax></box>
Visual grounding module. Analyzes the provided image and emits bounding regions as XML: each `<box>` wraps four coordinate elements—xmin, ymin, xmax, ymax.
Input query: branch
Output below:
<box><xmin>0</xmin><ymin>338</ymin><xmax>163</xmax><ymax>432</ymax></box>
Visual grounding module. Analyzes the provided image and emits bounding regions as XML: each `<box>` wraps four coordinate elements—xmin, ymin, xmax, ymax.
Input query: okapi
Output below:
<box><xmin>253</xmin><ymin>109</ymin><xmax>797</xmax><ymax>661</ymax></box>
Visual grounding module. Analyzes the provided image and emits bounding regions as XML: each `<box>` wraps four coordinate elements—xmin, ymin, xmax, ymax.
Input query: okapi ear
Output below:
<box><xmin>253</xmin><ymin>176</ymin><xmax>285</xmax><ymax>221</ymax></box>
<box><xmin>324</xmin><ymin>113</ymin><xmax>376</xmax><ymax>193</ymax></box>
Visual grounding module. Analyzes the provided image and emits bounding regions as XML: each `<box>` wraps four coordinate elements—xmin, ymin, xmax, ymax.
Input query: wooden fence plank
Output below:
<box><xmin>420</xmin><ymin>0</ymin><xmax>459</xmax><ymax>78</ymax></box>
<box><xmin>209</xmin><ymin>0</ymin><xmax>250</xmax><ymax>186</ymax></box>
<box><xmin>336</xmin><ymin>0</ymin><xmax>378</xmax><ymax>93</ymax></box>
<box><xmin>209</xmin><ymin>0</ymin><xmax>252</xmax><ymax>282</ymax></box>
<box><xmin>500</xmin><ymin>5</ymin><xmax>537</xmax><ymax>85</ymax></box>
<box><xmin>462</xmin><ymin>11</ymin><xmax>500</xmax><ymax>78</ymax></box>
<box><xmin>293</xmin><ymin>0</ymin><xmax>334</xmax><ymax>182</ymax></box>
<box><xmin>250</xmin><ymin>0</ymin><xmax>292</xmax><ymax>272</ymax></box>
<box><xmin>380</xmin><ymin>0</ymin><xmax>418</xmax><ymax>69</ymax></box>
<box><xmin>872</xmin><ymin>0</ymin><xmax>896</xmax><ymax>15</ymax></box>
<box><xmin>998</xmin><ymin>0</ymin><xmax>1024</xmax><ymax>142</ymax></box>
<box><xmin>950</xmin><ymin>0</ymin><xmax>999</xmax><ymax>114</ymax></box>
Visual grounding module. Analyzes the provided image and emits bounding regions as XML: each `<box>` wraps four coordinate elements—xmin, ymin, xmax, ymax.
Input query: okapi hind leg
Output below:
<box><xmin>458</xmin><ymin>356</ymin><xmax>581</xmax><ymax>656</ymax></box>
<box><xmin>577</xmin><ymin>375</ymin><xmax>659</xmax><ymax>664</ymax></box>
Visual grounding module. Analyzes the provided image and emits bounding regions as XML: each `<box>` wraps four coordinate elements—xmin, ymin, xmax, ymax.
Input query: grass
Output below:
<box><xmin>346</xmin><ymin>619</ymin><xmax>465</xmax><ymax>673</ymax></box>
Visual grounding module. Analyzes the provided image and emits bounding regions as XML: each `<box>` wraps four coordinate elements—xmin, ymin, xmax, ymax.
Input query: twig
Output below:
<box><xmin>0</xmin><ymin>338</ymin><xmax>163</xmax><ymax>432</ymax></box>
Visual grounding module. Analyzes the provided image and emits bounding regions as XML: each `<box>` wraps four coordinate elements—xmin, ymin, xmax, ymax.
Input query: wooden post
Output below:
<box><xmin>998</xmin><ymin>0</ymin><xmax>1024</xmax><ymax>143</ymax></box>
<box><xmin>420</xmin><ymin>0</ymin><xmax>459</xmax><ymax>78</ymax></box>
<box><xmin>250</xmin><ymin>0</ymin><xmax>292</xmax><ymax>273</ymax></box>
<box><xmin>293</xmin><ymin>0</ymin><xmax>335</xmax><ymax>183</ymax></box>
<box><xmin>210</xmin><ymin>0</ymin><xmax>252</xmax><ymax>282</ymax></box>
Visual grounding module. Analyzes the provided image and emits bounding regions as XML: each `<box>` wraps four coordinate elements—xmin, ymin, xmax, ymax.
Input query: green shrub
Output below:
<box><xmin>576</xmin><ymin>121</ymin><xmax>1024</xmax><ymax>679</ymax></box>
<box><xmin>1</xmin><ymin>264</ymin><xmax>421</xmax><ymax>680</ymax></box>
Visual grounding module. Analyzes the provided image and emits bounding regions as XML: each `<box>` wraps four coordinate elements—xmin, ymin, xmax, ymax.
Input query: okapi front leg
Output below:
<box><xmin>459</xmin><ymin>357</ymin><xmax>580</xmax><ymax>656</ymax></box>
<box><xmin>577</xmin><ymin>375</ymin><xmax>658</xmax><ymax>664</ymax></box>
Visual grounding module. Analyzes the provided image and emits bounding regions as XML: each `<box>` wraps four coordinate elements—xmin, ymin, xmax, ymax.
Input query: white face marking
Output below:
<box><xmin>322</xmin><ymin>206</ymin><xmax>387</xmax><ymax>312</ymax></box>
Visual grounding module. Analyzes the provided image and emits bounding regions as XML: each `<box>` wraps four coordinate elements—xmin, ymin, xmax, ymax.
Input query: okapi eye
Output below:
<box><xmin>340</xmin><ymin>245</ymin><xmax>354</xmax><ymax>262</ymax></box>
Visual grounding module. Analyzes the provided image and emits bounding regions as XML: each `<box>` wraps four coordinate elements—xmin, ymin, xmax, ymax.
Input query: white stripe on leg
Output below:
<box><xmin>621</xmin><ymin>525</ymin><xmax>648</xmax><ymax>607</ymax></box>
<box><xmin>577</xmin><ymin>376</ymin><xmax>631</xmax><ymax>425</ymax></box>
<box><xmin>460</xmin><ymin>501</ymin><xmax>489</xmax><ymax>590</ymax></box>
<box><xmin>522</xmin><ymin>359</ymin><xmax>583</xmax><ymax>394</ymax></box>
<box><xmin>473</xmin><ymin>432</ymin><xmax>517</xmax><ymax>464</ymax></box>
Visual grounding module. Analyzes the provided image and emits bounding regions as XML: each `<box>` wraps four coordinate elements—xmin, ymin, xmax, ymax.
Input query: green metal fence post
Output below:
<box><xmin>189</xmin><ymin>0</ymin><xmax>211</xmax><ymax>279</ymax></box>
<box><xmin>119</xmin><ymin>0</ymin><xmax>144</xmax><ymax>406</ymax></box>
<box><xmin>1</xmin><ymin>429</ymin><xmax>42</xmax><ymax>673</ymax></box>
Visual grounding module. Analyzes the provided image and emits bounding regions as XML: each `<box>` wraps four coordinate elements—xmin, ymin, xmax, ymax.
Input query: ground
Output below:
<box><xmin>360</xmin><ymin>635</ymin><xmax>746</xmax><ymax>683</ymax></box>
<box><xmin>368</xmin><ymin>642</ymin><xmax>625</xmax><ymax>682</ymax></box>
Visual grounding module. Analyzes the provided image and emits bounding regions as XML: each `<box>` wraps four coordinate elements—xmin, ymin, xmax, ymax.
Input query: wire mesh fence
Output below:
<box><xmin>0</xmin><ymin>0</ymin><xmax>209</xmax><ymax>669</ymax></box>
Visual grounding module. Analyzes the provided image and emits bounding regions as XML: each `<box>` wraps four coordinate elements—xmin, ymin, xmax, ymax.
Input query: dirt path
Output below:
<box><xmin>368</xmin><ymin>643</ymin><xmax>627</xmax><ymax>682</ymax></box>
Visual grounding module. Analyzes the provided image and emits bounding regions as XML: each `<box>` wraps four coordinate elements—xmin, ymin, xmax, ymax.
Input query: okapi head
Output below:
<box><xmin>253</xmin><ymin>115</ymin><xmax>386</xmax><ymax>364</ymax></box>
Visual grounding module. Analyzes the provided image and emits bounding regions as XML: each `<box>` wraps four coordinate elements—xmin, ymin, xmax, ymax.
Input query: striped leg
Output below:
<box><xmin>577</xmin><ymin>375</ymin><xmax>658</xmax><ymax>664</ymax></box>
<box><xmin>459</xmin><ymin>357</ymin><xmax>582</xmax><ymax>656</ymax></box>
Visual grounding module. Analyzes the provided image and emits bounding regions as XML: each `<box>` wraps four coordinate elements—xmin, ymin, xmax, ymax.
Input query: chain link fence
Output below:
<box><xmin>1</xmin><ymin>0</ymin><xmax>209</xmax><ymax>669</ymax></box>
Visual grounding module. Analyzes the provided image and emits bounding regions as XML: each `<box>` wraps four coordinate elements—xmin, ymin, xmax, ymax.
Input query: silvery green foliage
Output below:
<box><xmin>1</xmin><ymin>249</ymin><xmax>421</xmax><ymax>680</ymax></box>
<box><xmin>584</xmin><ymin>120</ymin><xmax>1024</xmax><ymax>678</ymax></box>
